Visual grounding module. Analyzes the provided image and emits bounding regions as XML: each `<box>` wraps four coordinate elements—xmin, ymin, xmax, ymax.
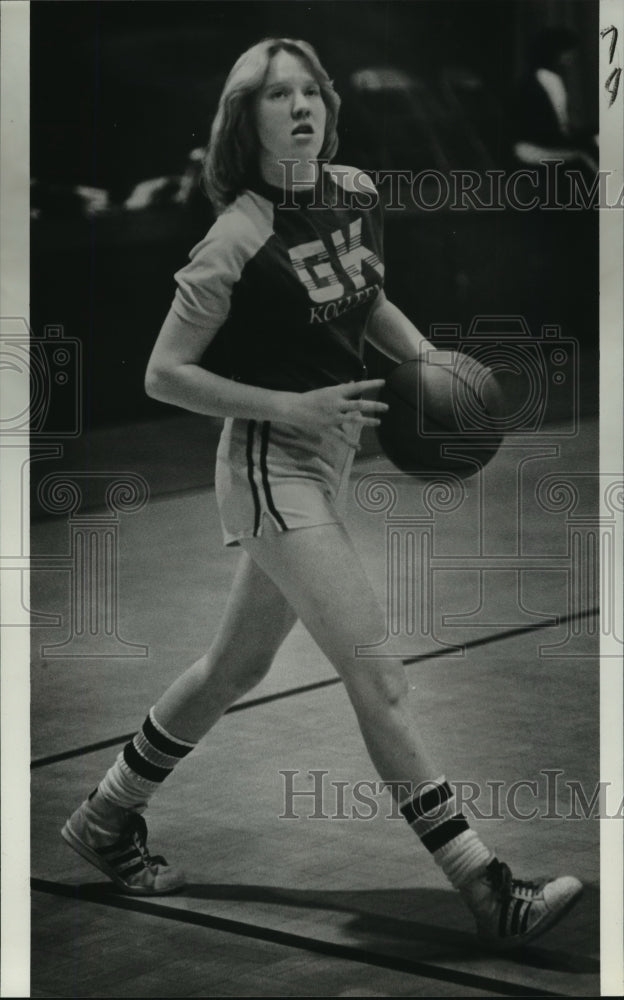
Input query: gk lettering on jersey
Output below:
<box><xmin>288</xmin><ymin>219</ymin><xmax>384</xmax><ymax>319</ymax></box>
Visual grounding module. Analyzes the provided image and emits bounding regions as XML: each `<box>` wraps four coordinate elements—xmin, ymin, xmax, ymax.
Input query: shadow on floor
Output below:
<box><xmin>34</xmin><ymin>876</ymin><xmax>599</xmax><ymax>975</ymax></box>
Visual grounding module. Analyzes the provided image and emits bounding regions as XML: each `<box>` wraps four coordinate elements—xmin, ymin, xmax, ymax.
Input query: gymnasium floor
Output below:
<box><xmin>30</xmin><ymin>411</ymin><xmax>601</xmax><ymax>997</ymax></box>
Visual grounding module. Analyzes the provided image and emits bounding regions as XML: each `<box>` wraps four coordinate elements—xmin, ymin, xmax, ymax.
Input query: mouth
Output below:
<box><xmin>291</xmin><ymin>123</ymin><xmax>314</xmax><ymax>136</ymax></box>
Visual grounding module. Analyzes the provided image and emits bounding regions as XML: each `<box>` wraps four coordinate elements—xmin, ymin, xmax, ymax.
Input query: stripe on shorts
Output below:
<box><xmin>246</xmin><ymin>420</ymin><xmax>262</xmax><ymax>537</ymax></box>
<box><xmin>259</xmin><ymin>421</ymin><xmax>288</xmax><ymax>532</ymax></box>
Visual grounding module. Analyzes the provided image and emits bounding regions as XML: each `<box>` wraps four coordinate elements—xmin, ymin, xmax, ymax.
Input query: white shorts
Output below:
<box><xmin>215</xmin><ymin>417</ymin><xmax>357</xmax><ymax>547</ymax></box>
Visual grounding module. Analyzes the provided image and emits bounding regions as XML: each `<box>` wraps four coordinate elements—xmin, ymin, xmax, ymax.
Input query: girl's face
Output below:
<box><xmin>254</xmin><ymin>50</ymin><xmax>327</xmax><ymax>176</ymax></box>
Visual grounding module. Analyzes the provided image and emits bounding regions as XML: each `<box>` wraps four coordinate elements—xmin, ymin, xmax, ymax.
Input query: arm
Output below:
<box><xmin>145</xmin><ymin>307</ymin><xmax>388</xmax><ymax>441</ymax></box>
<box><xmin>145</xmin><ymin>216</ymin><xmax>297</xmax><ymax>423</ymax></box>
<box><xmin>147</xmin><ymin>206</ymin><xmax>388</xmax><ymax>439</ymax></box>
<box><xmin>145</xmin><ymin>306</ymin><xmax>294</xmax><ymax>423</ymax></box>
<box><xmin>365</xmin><ymin>290</ymin><xmax>433</xmax><ymax>364</ymax></box>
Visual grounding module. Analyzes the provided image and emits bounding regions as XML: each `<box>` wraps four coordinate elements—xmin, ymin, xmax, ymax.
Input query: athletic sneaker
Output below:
<box><xmin>61</xmin><ymin>790</ymin><xmax>186</xmax><ymax>896</ymax></box>
<box><xmin>461</xmin><ymin>857</ymin><xmax>583</xmax><ymax>951</ymax></box>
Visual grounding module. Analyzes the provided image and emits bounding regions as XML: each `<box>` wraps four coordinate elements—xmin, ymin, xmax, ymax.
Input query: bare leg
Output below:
<box><xmin>240</xmin><ymin>520</ymin><xmax>439</xmax><ymax>791</ymax></box>
<box><xmin>154</xmin><ymin>550</ymin><xmax>298</xmax><ymax>741</ymax></box>
<box><xmin>64</xmin><ymin>519</ymin><xmax>583</xmax><ymax>945</ymax></box>
<box><xmin>61</xmin><ymin>550</ymin><xmax>298</xmax><ymax>891</ymax></box>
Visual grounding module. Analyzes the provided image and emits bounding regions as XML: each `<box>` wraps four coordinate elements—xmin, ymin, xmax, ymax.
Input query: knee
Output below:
<box><xmin>344</xmin><ymin>659</ymin><xmax>409</xmax><ymax>711</ymax></box>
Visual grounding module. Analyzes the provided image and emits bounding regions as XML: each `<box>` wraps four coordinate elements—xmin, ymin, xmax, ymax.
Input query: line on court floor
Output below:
<box><xmin>31</xmin><ymin>877</ymin><xmax>571</xmax><ymax>997</ymax></box>
<box><xmin>30</xmin><ymin>677</ymin><xmax>340</xmax><ymax>768</ymax></box>
<box><xmin>31</xmin><ymin>605</ymin><xmax>598</xmax><ymax>770</ymax></box>
<box><xmin>402</xmin><ymin>606</ymin><xmax>599</xmax><ymax>665</ymax></box>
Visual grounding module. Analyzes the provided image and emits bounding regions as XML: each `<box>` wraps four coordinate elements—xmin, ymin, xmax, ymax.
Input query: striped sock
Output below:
<box><xmin>400</xmin><ymin>776</ymin><xmax>492</xmax><ymax>889</ymax></box>
<box><xmin>98</xmin><ymin>708</ymin><xmax>197</xmax><ymax>810</ymax></box>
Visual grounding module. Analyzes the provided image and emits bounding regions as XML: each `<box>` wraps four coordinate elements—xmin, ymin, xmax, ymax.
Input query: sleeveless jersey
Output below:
<box><xmin>170</xmin><ymin>164</ymin><xmax>385</xmax><ymax>393</ymax></box>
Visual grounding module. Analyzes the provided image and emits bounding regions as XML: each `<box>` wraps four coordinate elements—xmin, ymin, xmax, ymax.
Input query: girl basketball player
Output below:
<box><xmin>62</xmin><ymin>38</ymin><xmax>581</xmax><ymax>950</ymax></box>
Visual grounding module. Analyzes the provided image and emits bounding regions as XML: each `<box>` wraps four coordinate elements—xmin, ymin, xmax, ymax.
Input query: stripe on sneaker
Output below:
<box><xmin>115</xmin><ymin>856</ymin><xmax>143</xmax><ymax>873</ymax></box>
<box><xmin>510</xmin><ymin>898</ymin><xmax>524</xmax><ymax>936</ymax></box>
<box><xmin>260</xmin><ymin>422</ymin><xmax>288</xmax><ymax>532</ymax></box>
<box><xmin>123</xmin><ymin>741</ymin><xmax>172</xmax><ymax>783</ymax></box>
<box><xmin>108</xmin><ymin>847</ymin><xmax>141</xmax><ymax>864</ymax></box>
<box><xmin>246</xmin><ymin>421</ymin><xmax>262</xmax><ymax>537</ymax></box>
<box><xmin>520</xmin><ymin>900</ymin><xmax>532</xmax><ymax>933</ymax></box>
<box><xmin>116</xmin><ymin>860</ymin><xmax>146</xmax><ymax>877</ymax></box>
<box><xmin>143</xmin><ymin>714</ymin><xmax>193</xmax><ymax>759</ymax></box>
<box><xmin>420</xmin><ymin>814</ymin><xmax>470</xmax><ymax>853</ymax></box>
<box><xmin>499</xmin><ymin>896</ymin><xmax>512</xmax><ymax>937</ymax></box>
<box><xmin>99</xmin><ymin>840</ymin><xmax>132</xmax><ymax>857</ymax></box>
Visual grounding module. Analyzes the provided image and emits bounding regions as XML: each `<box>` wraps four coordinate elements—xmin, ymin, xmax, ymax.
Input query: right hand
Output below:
<box><xmin>284</xmin><ymin>379</ymin><xmax>388</xmax><ymax>448</ymax></box>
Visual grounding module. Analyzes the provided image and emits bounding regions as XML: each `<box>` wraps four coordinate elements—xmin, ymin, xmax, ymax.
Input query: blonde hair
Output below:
<box><xmin>203</xmin><ymin>38</ymin><xmax>340</xmax><ymax>212</ymax></box>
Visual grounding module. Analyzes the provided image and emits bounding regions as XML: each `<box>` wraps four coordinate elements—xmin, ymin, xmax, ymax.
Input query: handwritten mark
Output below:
<box><xmin>601</xmin><ymin>25</ymin><xmax>621</xmax><ymax>105</ymax></box>
<box><xmin>605</xmin><ymin>66</ymin><xmax>622</xmax><ymax>107</ymax></box>
<box><xmin>600</xmin><ymin>25</ymin><xmax>618</xmax><ymax>64</ymax></box>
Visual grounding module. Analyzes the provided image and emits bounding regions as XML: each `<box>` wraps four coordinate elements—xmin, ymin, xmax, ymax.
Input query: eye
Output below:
<box><xmin>269</xmin><ymin>87</ymin><xmax>288</xmax><ymax>99</ymax></box>
<box><xmin>306</xmin><ymin>85</ymin><xmax>321</xmax><ymax>97</ymax></box>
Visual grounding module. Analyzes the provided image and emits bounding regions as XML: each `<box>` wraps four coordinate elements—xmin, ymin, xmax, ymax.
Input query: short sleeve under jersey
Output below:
<box><xmin>170</xmin><ymin>163</ymin><xmax>385</xmax><ymax>393</ymax></box>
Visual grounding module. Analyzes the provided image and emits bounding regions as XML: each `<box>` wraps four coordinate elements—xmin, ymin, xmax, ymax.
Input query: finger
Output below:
<box><xmin>329</xmin><ymin>426</ymin><xmax>358</xmax><ymax>449</ymax></box>
<box><xmin>339</xmin><ymin>399</ymin><xmax>364</xmax><ymax>414</ymax></box>
<box><xmin>339</xmin><ymin>398</ymin><xmax>389</xmax><ymax>415</ymax></box>
<box><xmin>355</xmin><ymin>399</ymin><xmax>390</xmax><ymax>414</ymax></box>
<box><xmin>340</xmin><ymin>409</ymin><xmax>365</xmax><ymax>424</ymax></box>
<box><xmin>354</xmin><ymin>416</ymin><xmax>383</xmax><ymax>428</ymax></box>
<box><xmin>341</xmin><ymin>409</ymin><xmax>383</xmax><ymax>427</ymax></box>
<box><xmin>340</xmin><ymin>379</ymin><xmax>386</xmax><ymax>397</ymax></box>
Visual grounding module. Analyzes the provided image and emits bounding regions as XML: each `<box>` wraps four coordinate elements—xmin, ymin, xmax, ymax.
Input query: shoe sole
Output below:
<box><xmin>61</xmin><ymin>821</ymin><xmax>186</xmax><ymax>896</ymax></box>
<box><xmin>480</xmin><ymin>883</ymin><xmax>584</xmax><ymax>953</ymax></box>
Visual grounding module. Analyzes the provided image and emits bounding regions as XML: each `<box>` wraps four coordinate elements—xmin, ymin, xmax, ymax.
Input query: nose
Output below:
<box><xmin>292</xmin><ymin>88</ymin><xmax>311</xmax><ymax>117</ymax></box>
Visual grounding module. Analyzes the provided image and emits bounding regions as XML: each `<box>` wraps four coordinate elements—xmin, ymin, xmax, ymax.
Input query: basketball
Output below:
<box><xmin>377</xmin><ymin>351</ymin><xmax>506</xmax><ymax>478</ymax></box>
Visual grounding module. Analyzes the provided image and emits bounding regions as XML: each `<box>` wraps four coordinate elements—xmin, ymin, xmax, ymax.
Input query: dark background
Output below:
<box><xmin>30</xmin><ymin>0</ymin><xmax>599</xmax><ymax>429</ymax></box>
